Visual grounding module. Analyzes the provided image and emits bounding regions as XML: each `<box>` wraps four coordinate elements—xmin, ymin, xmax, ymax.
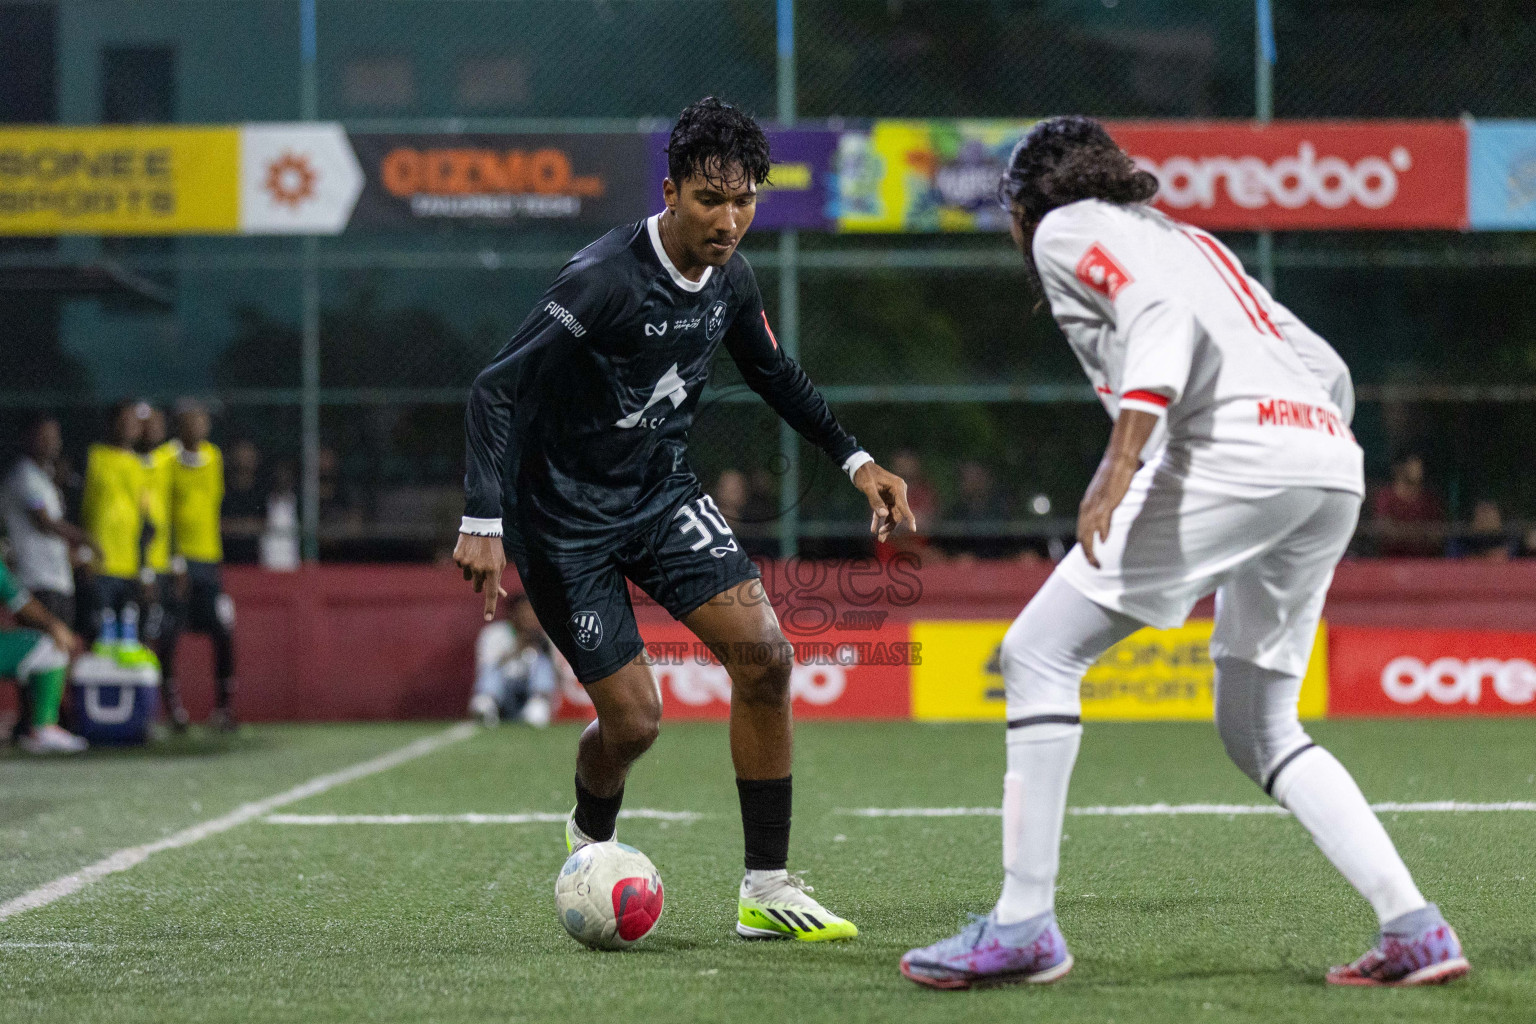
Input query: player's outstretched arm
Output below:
<box><xmin>853</xmin><ymin>461</ymin><xmax>916</xmax><ymax>542</ymax></box>
<box><xmin>456</xmin><ymin>262</ymin><xmax>607</xmax><ymax>620</ymax></box>
<box><xmin>1077</xmin><ymin>407</ymin><xmax>1160</xmax><ymax>568</ymax></box>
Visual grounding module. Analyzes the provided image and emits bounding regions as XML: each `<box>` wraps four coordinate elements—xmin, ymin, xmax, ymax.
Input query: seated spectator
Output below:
<box><xmin>885</xmin><ymin>449</ymin><xmax>941</xmax><ymax>559</ymax></box>
<box><xmin>2</xmin><ymin>415</ymin><xmax>96</xmax><ymax>631</ymax></box>
<box><xmin>714</xmin><ymin>468</ymin><xmax>776</xmax><ymax>558</ymax></box>
<box><xmin>946</xmin><ymin>461</ymin><xmax>1012</xmax><ymax>560</ymax></box>
<box><xmin>1371</xmin><ymin>453</ymin><xmax>1444</xmax><ymax>557</ymax></box>
<box><xmin>715</xmin><ymin>469</ymin><xmax>750</xmax><ymax>526</ymax></box>
<box><xmin>1449</xmin><ymin>499</ymin><xmax>1515</xmax><ymax>562</ymax></box>
<box><xmin>1</xmin><ymin>555</ymin><xmax>86</xmax><ymax>754</ymax></box>
<box><xmin>222</xmin><ymin>440</ymin><xmax>266</xmax><ymax>564</ymax></box>
<box><xmin>2</xmin><ymin>416</ymin><xmax>98</xmax><ymax>743</ymax></box>
<box><xmin>469</xmin><ymin>594</ymin><xmax>561</xmax><ymax>728</ymax></box>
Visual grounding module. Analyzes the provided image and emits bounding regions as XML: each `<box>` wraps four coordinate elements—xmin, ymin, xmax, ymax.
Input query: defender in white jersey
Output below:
<box><xmin>901</xmin><ymin>117</ymin><xmax>1468</xmax><ymax>991</ymax></box>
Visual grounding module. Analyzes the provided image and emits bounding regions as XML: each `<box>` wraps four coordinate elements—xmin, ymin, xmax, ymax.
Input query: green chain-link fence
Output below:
<box><xmin>4</xmin><ymin>0</ymin><xmax>1536</xmax><ymax>560</ymax></box>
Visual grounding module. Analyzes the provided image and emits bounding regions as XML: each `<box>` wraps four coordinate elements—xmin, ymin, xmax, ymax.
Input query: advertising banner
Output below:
<box><xmin>348</xmin><ymin>132</ymin><xmax>651</xmax><ymax>228</ymax></box>
<box><xmin>653</xmin><ymin>128</ymin><xmax>836</xmax><ymax>231</ymax></box>
<box><xmin>1108</xmin><ymin>120</ymin><xmax>1468</xmax><ymax>230</ymax></box>
<box><xmin>239</xmin><ymin>124</ymin><xmax>363</xmax><ymax>235</ymax></box>
<box><xmin>1468</xmin><ymin>120</ymin><xmax>1536</xmax><ymax>230</ymax></box>
<box><xmin>833</xmin><ymin>120</ymin><xmax>1035</xmax><ymax>233</ymax></box>
<box><xmin>1328</xmin><ymin>626</ymin><xmax>1536</xmax><ymax>717</ymax></box>
<box><xmin>0</xmin><ymin>126</ymin><xmax>238</xmax><ymax>235</ymax></box>
<box><xmin>555</xmin><ymin>621</ymin><xmax>914</xmax><ymax>722</ymax></box>
<box><xmin>911</xmin><ymin>619</ymin><xmax>1329</xmax><ymax>722</ymax></box>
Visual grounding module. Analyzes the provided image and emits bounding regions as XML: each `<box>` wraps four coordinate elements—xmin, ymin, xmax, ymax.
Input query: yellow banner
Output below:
<box><xmin>911</xmin><ymin>619</ymin><xmax>1329</xmax><ymax>722</ymax></box>
<box><xmin>0</xmin><ymin>127</ymin><xmax>239</xmax><ymax>235</ymax></box>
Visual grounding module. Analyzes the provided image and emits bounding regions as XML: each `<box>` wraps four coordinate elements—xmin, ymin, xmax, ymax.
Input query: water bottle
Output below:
<box><xmin>95</xmin><ymin>607</ymin><xmax>119</xmax><ymax>657</ymax></box>
<box><xmin>120</xmin><ymin>603</ymin><xmax>140</xmax><ymax>644</ymax></box>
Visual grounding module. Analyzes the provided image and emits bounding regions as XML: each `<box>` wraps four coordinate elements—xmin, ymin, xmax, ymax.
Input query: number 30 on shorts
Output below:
<box><xmin>674</xmin><ymin>496</ymin><xmax>739</xmax><ymax>558</ymax></box>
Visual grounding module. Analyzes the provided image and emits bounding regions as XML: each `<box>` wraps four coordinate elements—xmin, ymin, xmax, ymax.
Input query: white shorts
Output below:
<box><xmin>1056</xmin><ymin>465</ymin><xmax>1361</xmax><ymax>677</ymax></box>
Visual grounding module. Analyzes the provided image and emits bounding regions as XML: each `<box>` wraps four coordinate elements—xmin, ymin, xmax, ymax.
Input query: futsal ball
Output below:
<box><xmin>555</xmin><ymin>841</ymin><xmax>664</xmax><ymax>950</ymax></box>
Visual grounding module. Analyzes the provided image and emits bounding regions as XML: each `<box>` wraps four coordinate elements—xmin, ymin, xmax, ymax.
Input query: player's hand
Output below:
<box><xmin>854</xmin><ymin>462</ymin><xmax>915</xmax><ymax>543</ymax></box>
<box><xmin>48</xmin><ymin>622</ymin><xmax>82</xmax><ymax>659</ymax></box>
<box><xmin>453</xmin><ymin>532</ymin><xmax>507</xmax><ymax>621</ymax></box>
<box><xmin>1077</xmin><ymin>451</ymin><xmax>1139</xmax><ymax>569</ymax></box>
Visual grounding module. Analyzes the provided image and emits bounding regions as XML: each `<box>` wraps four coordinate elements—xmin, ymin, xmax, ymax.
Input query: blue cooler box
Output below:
<box><xmin>69</xmin><ymin>653</ymin><xmax>161</xmax><ymax>745</ymax></box>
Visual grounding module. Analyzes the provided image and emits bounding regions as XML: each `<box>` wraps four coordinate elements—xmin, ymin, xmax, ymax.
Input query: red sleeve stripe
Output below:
<box><xmin>1121</xmin><ymin>389</ymin><xmax>1170</xmax><ymax>408</ymax></box>
<box><xmin>761</xmin><ymin>311</ymin><xmax>778</xmax><ymax>350</ymax></box>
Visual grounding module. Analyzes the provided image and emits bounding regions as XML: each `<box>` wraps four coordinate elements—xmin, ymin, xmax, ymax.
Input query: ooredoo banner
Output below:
<box><xmin>1107</xmin><ymin>121</ymin><xmax>1468</xmax><ymax>230</ymax></box>
<box><xmin>555</xmin><ymin>621</ymin><xmax>914</xmax><ymax>722</ymax></box>
<box><xmin>1328</xmin><ymin>626</ymin><xmax>1536</xmax><ymax>717</ymax></box>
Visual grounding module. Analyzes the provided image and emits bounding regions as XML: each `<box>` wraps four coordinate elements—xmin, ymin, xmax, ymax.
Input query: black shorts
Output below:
<box><xmin>508</xmin><ymin>489</ymin><xmax>760</xmax><ymax>684</ymax></box>
<box><xmin>162</xmin><ymin>562</ymin><xmax>231</xmax><ymax>634</ymax></box>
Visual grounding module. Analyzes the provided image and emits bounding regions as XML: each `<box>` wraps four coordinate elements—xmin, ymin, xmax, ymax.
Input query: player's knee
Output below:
<box><xmin>606</xmin><ymin>705</ymin><xmax>661</xmax><ymax>761</ymax></box>
<box><xmin>999</xmin><ymin>615</ymin><xmax>1082</xmax><ymax>714</ymax></box>
<box><xmin>1214</xmin><ymin>656</ymin><xmax>1311</xmax><ymax>788</ymax></box>
<box><xmin>729</xmin><ymin>639</ymin><xmax>793</xmax><ymax>707</ymax></box>
<box><xmin>23</xmin><ymin>636</ymin><xmax>68</xmax><ymax>676</ymax></box>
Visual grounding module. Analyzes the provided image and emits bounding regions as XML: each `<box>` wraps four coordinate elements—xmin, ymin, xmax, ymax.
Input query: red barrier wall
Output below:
<box><xmin>8</xmin><ymin>559</ymin><xmax>1536</xmax><ymax>721</ymax></box>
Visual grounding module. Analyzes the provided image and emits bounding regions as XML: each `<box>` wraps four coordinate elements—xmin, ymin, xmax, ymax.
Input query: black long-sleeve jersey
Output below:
<box><xmin>464</xmin><ymin>214</ymin><xmax>863</xmax><ymax>557</ymax></box>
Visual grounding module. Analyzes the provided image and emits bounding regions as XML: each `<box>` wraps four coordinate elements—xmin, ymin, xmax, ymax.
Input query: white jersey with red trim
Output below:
<box><xmin>1033</xmin><ymin>199</ymin><xmax>1363</xmax><ymax>497</ymax></box>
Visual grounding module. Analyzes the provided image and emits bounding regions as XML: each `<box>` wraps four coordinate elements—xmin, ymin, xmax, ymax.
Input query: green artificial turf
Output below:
<box><xmin>2</xmin><ymin>719</ymin><xmax>1532</xmax><ymax>1023</ymax></box>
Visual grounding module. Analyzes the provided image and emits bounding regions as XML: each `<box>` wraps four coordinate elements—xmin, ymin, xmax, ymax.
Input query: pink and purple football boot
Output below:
<box><xmin>1326</xmin><ymin>903</ymin><xmax>1470</xmax><ymax>987</ymax></box>
<box><xmin>901</xmin><ymin>912</ymin><xmax>1073</xmax><ymax>990</ymax></box>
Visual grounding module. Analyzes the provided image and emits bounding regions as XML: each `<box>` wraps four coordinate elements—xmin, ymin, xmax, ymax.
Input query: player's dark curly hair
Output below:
<box><xmin>666</xmin><ymin>96</ymin><xmax>772</xmax><ymax>191</ymax></box>
<box><xmin>997</xmin><ymin>115</ymin><xmax>1159</xmax><ymax>299</ymax></box>
<box><xmin>997</xmin><ymin>115</ymin><xmax>1158</xmax><ymax>226</ymax></box>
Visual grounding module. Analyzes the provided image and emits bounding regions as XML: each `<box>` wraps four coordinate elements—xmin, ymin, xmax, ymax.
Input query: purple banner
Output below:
<box><xmin>650</xmin><ymin>128</ymin><xmax>835</xmax><ymax>231</ymax></box>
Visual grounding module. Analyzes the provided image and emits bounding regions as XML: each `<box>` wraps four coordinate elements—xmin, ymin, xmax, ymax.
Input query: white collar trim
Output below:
<box><xmin>647</xmin><ymin>213</ymin><xmax>712</xmax><ymax>293</ymax></box>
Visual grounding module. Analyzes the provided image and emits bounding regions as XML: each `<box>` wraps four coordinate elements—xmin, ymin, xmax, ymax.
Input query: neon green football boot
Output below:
<box><xmin>737</xmin><ymin>871</ymin><xmax>858</xmax><ymax>942</ymax></box>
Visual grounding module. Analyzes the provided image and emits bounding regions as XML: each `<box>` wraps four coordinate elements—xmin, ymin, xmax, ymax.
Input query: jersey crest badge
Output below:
<box><xmin>569</xmin><ymin>611</ymin><xmax>604</xmax><ymax>651</ymax></box>
<box><xmin>705</xmin><ymin>299</ymin><xmax>728</xmax><ymax>341</ymax></box>
<box><xmin>1075</xmin><ymin>243</ymin><xmax>1133</xmax><ymax>300</ymax></box>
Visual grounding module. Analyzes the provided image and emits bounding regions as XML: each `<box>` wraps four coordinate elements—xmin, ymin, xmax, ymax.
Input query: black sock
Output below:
<box><xmin>574</xmin><ymin>774</ymin><xmax>623</xmax><ymax>842</ymax></box>
<box><xmin>737</xmin><ymin>776</ymin><xmax>792</xmax><ymax>871</ymax></box>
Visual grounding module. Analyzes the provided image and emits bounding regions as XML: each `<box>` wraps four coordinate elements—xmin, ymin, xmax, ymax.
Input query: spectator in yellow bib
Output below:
<box><xmin>136</xmin><ymin>406</ymin><xmax>189</xmax><ymax>727</ymax></box>
<box><xmin>162</xmin><ymin>400</ymin><xmax>237</xmax><ymax>732</ymax></box>
<box><xmin>80</xmin><ymin>401</ymin><xmax>148</xmax><ymax>640</ymax></box>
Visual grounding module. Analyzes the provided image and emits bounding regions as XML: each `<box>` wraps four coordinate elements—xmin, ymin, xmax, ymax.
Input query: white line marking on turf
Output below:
<box><xmin>0</xmin><ymin>722</ymin><xmax>477</xmax><ymax>923</ymax></box>
<box><xmin>841</xmin><ymin>801</ymin><xmax>1536</xmax><ymax>818</ymax></box>
<box><xmin>263</xmin><ymin>809</ymin><xmax>702</xmax><ymax>825</ymax></box>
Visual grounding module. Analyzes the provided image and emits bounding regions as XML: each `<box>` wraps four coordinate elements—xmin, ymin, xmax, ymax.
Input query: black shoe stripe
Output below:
<box><xmin>782</xmin><ymin>909</ymin><xmax>809</xmax><ymax>931</ymax></box>
<box><xmin>803</xmin><ymin>913</ymin><xmax>824</xmax><ymax>929</ymax></box>
<box><xmin>1006</xmin><ymin>713</ymin><xmax>1081</xmax><ymax>730</ymax></box>
<box><xmin>766</xmin><ymin>908</ymin><xmax>797</xmax><ymax>930</ymax></box>
<box><xmin>1263</xmin><ymin>742</ymin><xmax>1318</xmax><ymax>796</ymax></box>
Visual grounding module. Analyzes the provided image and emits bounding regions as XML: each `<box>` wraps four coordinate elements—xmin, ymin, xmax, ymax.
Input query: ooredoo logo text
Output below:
<box><xmin>1380</xmin><ymin>656</ymin><xmax>1536</xmax><ymax>706</ymax></box>
<box><xmin>1134</xmin><ymin>142</ymin><xmax>1413</xmax><ymax>212</ymax></box>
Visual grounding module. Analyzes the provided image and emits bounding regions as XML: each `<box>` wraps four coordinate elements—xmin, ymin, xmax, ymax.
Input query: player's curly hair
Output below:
<box><xmin>997</xmin><ymin>115</ymin><xmax>1159</xmax><ymax>226</ymax></box>
<box><xmin>666</xmin><ymin>96</ymin><xmax>772</xmax><ymax>191</ymax></box>
<box><xmin>997</xmin><ymin>115</ymin><xmax>1159</xmax><ymax>300</ymax></box>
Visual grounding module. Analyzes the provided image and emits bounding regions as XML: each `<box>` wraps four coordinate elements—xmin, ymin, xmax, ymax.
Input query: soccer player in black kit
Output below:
<box><xmin>454</xmin><ymin>98</ymin><xmax>913</xmax><ymax>941</ymax></box>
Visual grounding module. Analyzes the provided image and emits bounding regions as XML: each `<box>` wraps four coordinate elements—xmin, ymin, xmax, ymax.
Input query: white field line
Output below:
<box><xmin>842</xmin><ymin>801</ymin><xmax>1536</xmax><ymax>818</ymax></box>
<box><xmin>0</xmin><ymin>722</ymin><xmax>477</xmax><ymax>923</ymax></box>
<box><xmin>265</xmin><ymin>809</ymin><xmax>702</xmax><ymax>825</ymax></box>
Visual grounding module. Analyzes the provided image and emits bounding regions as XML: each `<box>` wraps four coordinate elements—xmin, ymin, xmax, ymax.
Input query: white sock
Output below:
<box><xmin>995</xmin><ymin>723</ymin><xmax>1082</xmax><ymax>924</ymax></box>
<box><xmin>744</xmin><ymin>868</ymin><xmax>787</xmax><ymax>892</ymax></box>
<box><xmin>1272</xmin><ymin>747</ymin><xmax>1427</xmax><ymax>927</ymax></box>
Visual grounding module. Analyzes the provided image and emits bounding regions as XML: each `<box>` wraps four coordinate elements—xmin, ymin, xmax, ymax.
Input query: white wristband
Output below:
<box><xmin>842</xmin><ymin>450</ymin><xmax>875</xmax><ymax>483</ymax></box>
<box><xmin>460</xmin><ymin>516</ymin><xmax>503</xmax><ymax>537</ymax></box>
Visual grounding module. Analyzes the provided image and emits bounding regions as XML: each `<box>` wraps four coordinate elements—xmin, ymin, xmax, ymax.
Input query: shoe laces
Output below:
<box><xmin>783</xmin><ymin>872</ymin><xmax>814</xmax><ymax>896</ymax></box>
